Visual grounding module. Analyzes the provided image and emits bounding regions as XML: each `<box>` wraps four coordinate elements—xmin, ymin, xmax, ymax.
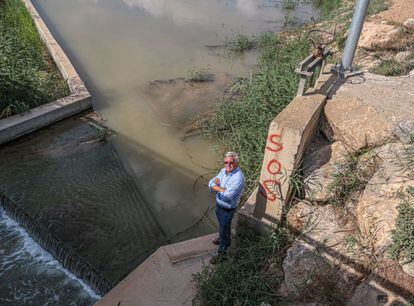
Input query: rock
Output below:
<box><xmin>303</xmin><ymin>141</ymin><xmax>348</xmax><ymax>201</ymax></box>
<box><xmin>356</xmin><ymin>143</ymin><xmax>412</xmax><ymax>254</ymax></box>
<box><xmin>287</xmin><ymin>202</ymin><xmax>354</xmax><ymax>252</ymax></box>
<box><xmin>395</xmin><ymin>50</ymin><xmax>413</xmax><ymax>63</ymax></box>
<box><xmin>402</xmin><ymin>261</ymin><xmax>414</xmax><ymax>278</ymax></box>
<box><xmin>325</xmin><ymin>97</ymin><xmax>393</xmax><ymax>151</ymax></box>
<box><xmin>347</xmin><ymin>274</ymin><xmax>408</xmax><ymax>306</ymax></box>
<box><xmin>403</xmin><ymin>18</ymin><xmax>414</xmax><ymax>29</ymax></box>
<box><xmin>327</xmin><ymin>71</ymin><xmax>414</xmax><ymax>149</ymax></box>
<box><xmin>358</xmin><ymin>22</ymin><xmax>400</xmax><ymax>50</ymax></box>
<box><xmin>285</xmin><ymin>202</ymin><xmax>363</xmax><ymax>302</ymax></box>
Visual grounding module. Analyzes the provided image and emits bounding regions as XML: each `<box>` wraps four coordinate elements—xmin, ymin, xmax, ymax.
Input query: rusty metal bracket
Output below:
<box><xmin>295</xmin><ymin>49</ymin><xmax>332</xmax><ymax>96</ymax></box>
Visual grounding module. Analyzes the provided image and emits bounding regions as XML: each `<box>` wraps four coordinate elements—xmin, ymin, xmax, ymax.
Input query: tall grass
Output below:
<box><xmin>0</xmin><ymin>0</ymin><xmax>69</xmax><ymax>119</ymax></box>
<box><xmin>203</xmin><ymin>33</ymin><xmax>310</xmax><ymax>197</ymax></box>
<box><xmin>193</xmin><ymin>227</ymin><xmax>292</xmax><ymax>305</ymax></box>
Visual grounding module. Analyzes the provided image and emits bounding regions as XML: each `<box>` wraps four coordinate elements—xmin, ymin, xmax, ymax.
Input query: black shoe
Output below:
<box><xmin>212</xmin><ymin>238</ymin><xmax>220</xmax><ymax>245</ymax></box>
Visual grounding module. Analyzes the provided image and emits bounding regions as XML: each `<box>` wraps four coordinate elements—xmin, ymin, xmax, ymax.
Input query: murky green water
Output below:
<box><xmin>0</xmin><ymin>0</ymin><xmax>318</xmax><ymax>304</ymax></box>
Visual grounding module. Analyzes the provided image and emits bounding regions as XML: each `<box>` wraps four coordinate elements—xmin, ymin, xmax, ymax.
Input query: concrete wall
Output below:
<box><xmin>0</xmin><ymin>0</ymin><xmax>92</xmax><ymax>145</ymax></box>
<box><xmin>238</xmin><ymin>70</ymin><xmax>335</xmax><ymax>230</ymax></box>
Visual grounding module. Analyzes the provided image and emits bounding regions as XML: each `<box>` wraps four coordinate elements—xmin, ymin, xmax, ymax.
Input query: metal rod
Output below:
<box><xmin>341</xmin><ymin>0</ymin><xmax>370</xmax><ymax>70</ymax></box>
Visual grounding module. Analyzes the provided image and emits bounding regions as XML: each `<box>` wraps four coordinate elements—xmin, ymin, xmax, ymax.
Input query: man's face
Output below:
<box><xmin>224</xmin><ymin>156</ymin><xmax>237</xmax><ymax>173</ymax></box>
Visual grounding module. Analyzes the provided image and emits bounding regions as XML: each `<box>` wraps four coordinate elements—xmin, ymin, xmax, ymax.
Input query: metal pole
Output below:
<box><xmin>341</xmin><ymin>0</ymin><xmax>370</xmax><ymax>71</ymax></box>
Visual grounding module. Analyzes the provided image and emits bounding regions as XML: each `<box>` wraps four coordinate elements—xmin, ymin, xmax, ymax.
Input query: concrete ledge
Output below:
<box><xmin>0</xmin><ymin>0</ymin><xmax>92</xmax><ymax>145</ymax></box>
<box><xmin>164</xmin><ymin>233</ymin><xmax>217</xmax><ymax>264</ymax></box>
<box><xmin>96</xmin><ymin>234</ymin><xmax>217</xmax><ymax>306</ymax></box>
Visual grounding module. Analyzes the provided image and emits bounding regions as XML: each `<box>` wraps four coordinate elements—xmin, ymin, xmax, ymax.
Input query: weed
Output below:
<box><xmin>227</xmin><ymin>34</ymin><xmax>256</xmax><ymax>53</ymax></box>
<box><xmin>283</xmin><ymin>0</ymin><xmax>297</xmax><ymax>10</ymax></box>
<box><xmin>335</xmin><ymin>31</ymin><xmax>347</xmax><ymax>50</ymax></box>
<box><xmin>283</xmin><ymin>12</ymin><xmax>296</xmax><ymax>27</ymax></box>
<box><xmin>193</xmin><ymin>226</ymin><xmax>292</xmax><ymax>305</ymax></box>
<box><xmin>185</xmin><ymin>67</ymin><xmax>212</xmax><ymax>82</ymax></box>
<box><xmin>0</xmin><ymin>0</ymin><xmax>69</xmax><ymax>119</ymax></box>
<box><xmin>389</xmin><ymin>186</ymin><xmax>414</xmax><ymax>263</ymax></box>
<box><xmin>367</xmin><ymin>0</ymin><xmax>390</xmax><ymax>16</ymax></box>
<box><xmin>313</xmin><ymin>0</ymin><xmax>341</xmax><ymax>18</ymax></box>
<box><xmin>327</xmin><ymin>148</ymin><xmax>377</xmax><ymax>207</ymax></box>
<box><xmin>369</xmin><ymin>59</ymin><xmax>413</xmax><ymax>76</ymax></box>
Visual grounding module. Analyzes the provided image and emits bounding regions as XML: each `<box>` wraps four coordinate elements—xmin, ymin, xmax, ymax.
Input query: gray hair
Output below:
<box><xmin>225</xmin><ymin>151</ymin><xmax>239</xmax><ymax>163</ymax></box>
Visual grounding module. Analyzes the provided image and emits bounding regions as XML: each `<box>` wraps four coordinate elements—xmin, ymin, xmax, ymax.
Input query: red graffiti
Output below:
<box><xmin>260</xmin><ymin>133</ymin><xmax>284</xmax><ymax>202</ymax></box>
<box><xmin>267</xmin><ymin>159</ymin><xmax>282</xmax><ymax>175</ymax></box>
<box><xmin>259</xmin><ymin>179</ymin><xmax>281</xmax><ymax>202</ymax></box>
<box><xmin>266</xmin><ymin>134</ymin><xmax>283</xmax><ymax>152</ymax></box>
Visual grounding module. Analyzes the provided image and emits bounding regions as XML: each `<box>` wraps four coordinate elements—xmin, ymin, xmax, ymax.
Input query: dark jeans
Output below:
<box><xmin>215</xmin><ymin>205</ymin><xmax>236</xmax><ymax>254</ymax></box>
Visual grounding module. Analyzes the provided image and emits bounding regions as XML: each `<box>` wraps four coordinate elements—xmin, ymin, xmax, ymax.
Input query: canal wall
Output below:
<box><xmin>0</xmin><ymin>0</ymin><xmax>92</xmax><ymax>145</ymax></box>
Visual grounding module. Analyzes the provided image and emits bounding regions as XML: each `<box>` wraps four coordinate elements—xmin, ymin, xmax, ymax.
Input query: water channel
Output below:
<box><xmin>0</xmin><ymin>0</ymin><xmax>318</xmax><ymax>304</ymax></box>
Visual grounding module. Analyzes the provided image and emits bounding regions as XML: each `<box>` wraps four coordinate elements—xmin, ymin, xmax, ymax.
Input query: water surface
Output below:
<box><xmin>0</xmin><ymin>0</ymin><xmax>318</xmax><ymax>302</ymax></box>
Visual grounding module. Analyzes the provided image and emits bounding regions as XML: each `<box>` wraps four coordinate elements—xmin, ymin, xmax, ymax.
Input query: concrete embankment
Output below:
<box><xmin>0</xmin><ymin>0</ymin><xmax>91</xmax><ymax>145</ymax></box>
<box><xmin>96</xmin><ymin>233</ymin><xmax>218</xmax><ymax>306</ymax></box>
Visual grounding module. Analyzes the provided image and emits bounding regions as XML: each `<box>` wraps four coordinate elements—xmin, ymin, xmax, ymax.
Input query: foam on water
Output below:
<box><xmin>0</xmin><ymin>208</ymin><xmax>100</xmax><ymax>304</ymax></box>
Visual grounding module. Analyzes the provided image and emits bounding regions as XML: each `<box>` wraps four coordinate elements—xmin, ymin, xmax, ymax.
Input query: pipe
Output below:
<box><xmin>341</xmin><ymin>0</ymin><xmax>371</xmax><ymax>71</ymax></box>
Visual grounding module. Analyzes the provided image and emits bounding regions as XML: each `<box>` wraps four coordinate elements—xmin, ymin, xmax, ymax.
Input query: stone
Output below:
<box><xmin>284</xmin><ymin>202</ymin><xmax>363</xmax><ymax>301</ymax></box>
<box><xmin>358</xmin><ymin>22</ymin><xmax>400</xmax><ymax>50</ymax></box>
<box><xmin>347</xmin><ymin>274</ymin><xmax>408</xmax><ymax>306</ymax></box>
<box><xmin>303</xmin><ymin>141</ymin><xmax>348</xmax><ymax>201</ymax></box>
<box><xmin>327</xmin><ymin>71</ymin><xmax>414</xmax><ymax>150</ymax></box>
<box><xmin>403</xmin><ymin>18</ymin><xmax>414</xmax><ymax>29</ymax></box>
<box><xmin>324</xmin><ymin>97</ymin><xmax>393</xmax><ymax>151</ymax></box>
<box><xmin>356</xmin><ymin>143</ymin><xmax>412</xmax><ymax>254</ymax></box>
<box><xmin>402</xmin><ymin>261</ymin><xmax>414</xmax><ymax>278</ymax></box>
<box><xmin>395</xmin><ymin>50</ymin><xmax>413</xmax><ymax>63</ymax></box>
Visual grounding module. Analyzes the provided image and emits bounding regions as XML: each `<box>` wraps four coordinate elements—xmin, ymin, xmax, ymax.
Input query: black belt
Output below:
<box><xmin>217</xmin><ymin>205</ymin><xmax>236</xmax><ymax>212</ymax></box>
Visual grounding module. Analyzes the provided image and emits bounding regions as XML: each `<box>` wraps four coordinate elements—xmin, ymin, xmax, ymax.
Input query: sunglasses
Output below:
<box><xmin>224</xmin><ymin>161</ymin><xmax>235</xmax><ymax>165</ymax></box>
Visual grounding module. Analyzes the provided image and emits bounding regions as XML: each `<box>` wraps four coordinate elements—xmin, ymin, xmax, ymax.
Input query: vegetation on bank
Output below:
<box><xmin>195</xmin><ymin>0</ymin><xmax>397</xmax><ymax>304</ymax></box>
<box><xmin>194</xmin><ymin>227</ymin><xmax>292</xmax><ymax>305</ymax></box>
<box><xmin>203</xmin><ymin>33</ymin><xmax>310</xmax><ymax>197</ymax></box>
<box><xmin>0</xmin><ymin>0</ymin><xmax>69</xmax><ymax>120</ymax></box>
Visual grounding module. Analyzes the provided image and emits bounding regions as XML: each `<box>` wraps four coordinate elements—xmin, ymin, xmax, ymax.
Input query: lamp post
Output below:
<box><xmin>334</xmin><ymin>0</ymin><xmax>371</xmax><ymax>78</ymax></box>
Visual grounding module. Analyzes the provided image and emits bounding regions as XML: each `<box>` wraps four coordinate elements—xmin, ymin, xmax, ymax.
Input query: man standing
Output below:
<box><xmin>208</xmin><ymin>151</ymin><xmax>245</xmax><ymax>263</ymax></box>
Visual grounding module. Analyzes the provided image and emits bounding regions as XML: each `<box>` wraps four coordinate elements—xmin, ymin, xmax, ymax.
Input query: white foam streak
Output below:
<box><xmin>0</xmin><ymin>209</ymin><xmax>101</xmax><ymax>300</ymax></box>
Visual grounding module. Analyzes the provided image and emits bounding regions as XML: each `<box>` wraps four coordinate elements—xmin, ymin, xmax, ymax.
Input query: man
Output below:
<box><xmin>208</xmin><ymin>151</ymin><xmax>245</xmax><ymax>263</ymax></box>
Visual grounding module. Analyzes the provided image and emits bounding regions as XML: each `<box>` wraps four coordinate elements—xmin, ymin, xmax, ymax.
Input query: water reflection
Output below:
<box><xmin>80</xmin><ymin>0</ymin><xmax>287</xmax><ymax>27</ymax></box>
